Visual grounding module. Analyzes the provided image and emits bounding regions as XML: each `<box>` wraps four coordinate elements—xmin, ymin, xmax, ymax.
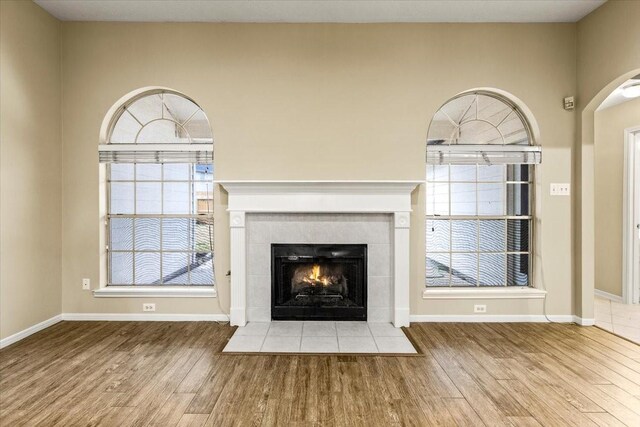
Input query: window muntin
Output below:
<box><xmin>109</xmin><ymin>92</ymin><xmax>212</xmax><ymax>145</ymax></box>
<box><xmin>426</xmin><ymin>90</ymin><xmax>537</xmax><ymax>288</ymax></box>
<box><xmin>426</xmin><ymin>164</ymin><xmax>532</xmax><ymax>287</ymax></box>
<box><xmin>427</xmin><ymin>92</ymin><xmax>529</xmax><ymax>146</ymax></box>
<box><xmin>108</xmin><ymin>163</ymin><xmax>214</xmax><ymax>286</ymax></box>
<box><xmin>104</xmin><ymin>90</ymin><xmax>214</xmax><ymax>286</ymax></box>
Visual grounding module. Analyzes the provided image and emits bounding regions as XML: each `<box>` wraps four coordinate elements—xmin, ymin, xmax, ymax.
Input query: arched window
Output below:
<box><xmin>99</xmin><ymin>89</ymin><xmax>214</xmax><ymax>287</ymax></box>
<box><xmin>426</xmin><ymin>91</ymin><xmax>540</xmax><ymax>288</ymax></box>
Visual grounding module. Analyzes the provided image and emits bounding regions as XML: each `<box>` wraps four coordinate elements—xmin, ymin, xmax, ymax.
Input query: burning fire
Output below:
<box><xmin>309</xmin><ymin>265</ymin><xmax>321</xmax><ymax>280</ymax></box>
<box><xmin>305</xmin><ymin>264</ymin><xmax>329</xmax><ymax>286</ymax></box>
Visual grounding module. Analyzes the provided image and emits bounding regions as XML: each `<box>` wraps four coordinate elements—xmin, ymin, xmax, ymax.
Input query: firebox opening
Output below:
<box><xmin>271</xmin><ymin>244</ymin><xmax>367</xmax><ymax>321</ymax></box>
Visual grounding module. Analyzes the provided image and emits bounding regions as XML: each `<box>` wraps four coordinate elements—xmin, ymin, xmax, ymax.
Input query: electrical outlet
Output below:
<box><xmin>474</xmin><ymin>304</ymin><xmax>487</xmax><ymax>313</ymax></box>
<box><xmin>550</xmin><ymin>183</ymin><xmax>571</xmax><ymax>196</ymax></box>
<box><xmin>143</xmin><ymin>303</ymin><xmax>156</xmax><ymax>312</ymax></box>
<box><xmin>82</xmin><ymin>278</ymin><xmax>91</xmax><ymax>290</ymax></box>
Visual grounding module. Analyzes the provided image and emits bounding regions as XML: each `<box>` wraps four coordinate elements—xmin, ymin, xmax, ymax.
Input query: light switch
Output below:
<box><xmin>550</xmin><ymin>183</ymin><xmax>571</xmax><ymax>196</ymax></box>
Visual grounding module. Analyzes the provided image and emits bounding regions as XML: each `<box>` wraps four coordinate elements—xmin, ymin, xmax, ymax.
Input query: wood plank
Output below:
<box><xmin>497</xmin><ymin>379</ymin><xmax>598</xmax><ymax>427</ymax></box>
<box><xmin>147</xmin><ymin>393</ymin><xmax>196</xmax><ymax>427</ymax></box>
<box><xmin>545</xmin><ymin>325</ymin><xmax>640</xmax><ymax>378</ymax></box>
<box><xmin>524</xmin><ymin>353</ymin><xmax>640</xmax><ymax>426</ymax></box>
<box><xmin>585</xmin><ymin>412</ymin><xmax>628</xmax><ymax>427</ymax></box>
<box><xmin>422</xmin><ymin>325</ymin><xmax>513</xmax><ymax>426</ymax></box>
<box><xmin>505</xmin><ymin>416</ymin><xmax>544</xmax><ymax>427</ymax></box>
<box><xmin>596</xmin><ymin>384</ymin><xmax>640</xmax><ymax>416</ymax></box>
<box><xmin>498</xmin><ymin>358</ymin><xmax>604</xmax><ymax>421</ymax></box>
<box><xmin>534</xmin><ymin>327</ymin><xmax>640</xmax><ymax>394</ymax></box>
<box><xmin>176</xmin><ymin>414</ymin><xmax>209</xmax><ymax>427</ymax></box>
<box><xmin>573</xmin><ymin>326</ymin><xmax>640</xmax><ymax>358</ymax></box>
<box><xmin>495</xmin><ymin>353</ymin><xmax>604</xmax><ymax>413</ymax></box>
<box><xmin>91</xmin><ymin>406</ymin><xmax>137</xmax><ymax>427</ymax></box>
<box><xmin>442</xmin><ymin>397</ymin><xmax>486</xmax><ymax>426</ymax></box>
<box><xmin>1</xmin><ymin>321</ymin><xmax>640</xmax><ymax>426</ymax></box>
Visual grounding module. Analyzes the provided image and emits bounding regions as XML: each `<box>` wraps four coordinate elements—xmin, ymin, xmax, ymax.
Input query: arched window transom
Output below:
<box><xmin>109</xmin><ymin>91</ymin><xmax>212</xmax><ymax>145</ymax></box>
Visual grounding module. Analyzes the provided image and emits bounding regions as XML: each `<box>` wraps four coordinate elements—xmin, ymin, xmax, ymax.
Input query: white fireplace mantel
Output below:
<box><xmin>218</xmin><ymin>180</ymin><xmax>421</xmax><ymax>327</ymax></box>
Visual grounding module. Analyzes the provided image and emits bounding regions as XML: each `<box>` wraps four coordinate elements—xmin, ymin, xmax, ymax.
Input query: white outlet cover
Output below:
<box><xmin>82</xmin><ymin>278</ymin><xmax>91</xmax><ymax>290</ymax></box>
<box><xmin>550</xmin><ymin>183</ymin><xmax>571</xmax><ymax>196</ymax></box>
<box><xmin>143</xmin><ymin>303</ymin><xmax>156</xmax><ymax>312</ymax></box>
<box><xmin>474</xmin><ymin>304</ymin><xmax>487</xmax><ymax>313</ymax></box>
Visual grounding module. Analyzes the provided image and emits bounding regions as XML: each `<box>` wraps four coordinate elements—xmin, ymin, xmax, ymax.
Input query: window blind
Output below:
<box><xmin>99</xmin><ymin>144</ymin><xmax>213</xmax><ymax>164</ymax></box>
<box><xmin>426</xmin><ymin>145</ymin><xmax>542</xmax><ymax>166</ymax></box>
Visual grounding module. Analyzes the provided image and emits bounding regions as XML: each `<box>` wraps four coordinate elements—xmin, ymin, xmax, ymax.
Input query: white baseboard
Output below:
<box><xmin>61</xmin><ymin>313</ymin><xmax>229</xmax><ymax>322</ymax></box>
<box><xmin>0</xmin><ymin>314</ymin><xmax>63</xmax><ymax>349</ymax></box>
<box><xmin>409</xmin><ymin>314</ymin><xmax>576</xmax><ymax>323</ymax></box>
<box><xmin>1</xmin><ymin>311</ymin><xmax>592</xmax><ymax>350</ymax></box>
<box><xmin>1</xmin><ymin>312</ymin><xmax>230</xmax><ymax>348</ymax></box>
<box><xmin>573</xmin><ymin>316</ymin><xmax>596</xmax><ymax>326</ymax></box>
<box><xmin>594</xmin><ymin>289</ymin><xmax>623</xmax><ymax>303</ymax></box>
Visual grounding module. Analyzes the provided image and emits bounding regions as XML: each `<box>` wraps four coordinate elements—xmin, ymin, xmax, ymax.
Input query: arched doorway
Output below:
<box><xmin>578</xmin><ymin>69</ymin><xmax>640</xmax><ymax>326</ymax></box>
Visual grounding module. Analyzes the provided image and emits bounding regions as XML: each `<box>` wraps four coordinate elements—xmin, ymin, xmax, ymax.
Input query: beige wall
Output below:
<box><xmin>60</xmin><ymin>22</ymin><xmax>577</xmax><ymax>317</ymax></box>
<box><xmin>0</xmin><ymin>1</ymin><xmax>62</xmax><ymax>339</ymax></box>
<box><xmin>12</xmin><ymin>2</ymin><xmax>636</xmax><ymax>328</ymax></box>
<box><xmin>594</xmin><ymin>98</ymin><xmax>640</xmax><ymax>297</ymax></box>
<box><xmin>576</xmin><ymin>0</ymin><xmax>640</xmax><ymax>316</ymax></box>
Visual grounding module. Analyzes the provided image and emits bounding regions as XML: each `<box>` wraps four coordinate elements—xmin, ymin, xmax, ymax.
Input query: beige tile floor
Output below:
<box><xmin>594</xmin><ymin>295</ymin><xmax>640</xmax><ymax>343</ymax></box>
<box><xmin>223</xmin><ymin>321</ymin><xmax>417</xmax><ymax>353</ymax></box>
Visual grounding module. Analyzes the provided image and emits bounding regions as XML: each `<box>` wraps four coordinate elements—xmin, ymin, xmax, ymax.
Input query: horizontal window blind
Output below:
<box><xmin>107</xmin><ymin>162</ymin><xmax>215</xmax><ymax>286</ymax></box>
<box><xmin>99</xmin><ymin>144</ymin><xmax>213</xmax><ymax>164</ymax></box>
<box><xmin>425</xmin><ymin>164</ymin><xmax>533</xmax><ymax>287</ymax></box>
<box><xmin>426</xmin><ymin>145</ymin><xmax>542</xmax><ymax>165</ymax></box>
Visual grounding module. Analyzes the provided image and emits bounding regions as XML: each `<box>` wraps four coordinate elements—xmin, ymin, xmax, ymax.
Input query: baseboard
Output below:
<box><xmin>1</xmin><ymin>311</ymin><xmax>591</xmax><ymax>349</ymax></box>
<box><xmin>409</xmin><ymin>314</ymin><xmax>575</xmax><ymax>323</ymax></box>
<box><xmin>61</xmin><ymin>313</ymin><xmax>229</xmax><ymax>322</ymax></box>
<box><xmin>0</xmin><ymin>314</ymin><xmax>63</xmax><ymax>349</ymax></box>
<box><xmin>594</xmin><ymin>289</ymin><xmax>623</xmax><ymax>303</ymax></box>
<box><xmin>573</xmin><ymin>316</ymin><xmax>596</xmax><ymax>326</ymax></box>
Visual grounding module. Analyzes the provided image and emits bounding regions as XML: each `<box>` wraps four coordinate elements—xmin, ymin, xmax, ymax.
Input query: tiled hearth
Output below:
<box><xmin>223</xmin><ymin>321</ymin><xmax>417</xmax><ymax>354</ymax></box>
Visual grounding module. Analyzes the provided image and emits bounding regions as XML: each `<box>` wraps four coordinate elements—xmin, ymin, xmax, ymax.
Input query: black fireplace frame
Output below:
<box><xmin>271</xmin><ymin>243</ymin><xmax>367</xmax><ymax>321</ymax></box>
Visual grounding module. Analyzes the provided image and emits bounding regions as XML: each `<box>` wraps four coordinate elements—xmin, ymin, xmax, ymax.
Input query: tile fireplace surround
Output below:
<box><xmin>218</xmin><ymin>181</ymin><xmax>421</xmax><ymax>328</ymax></box>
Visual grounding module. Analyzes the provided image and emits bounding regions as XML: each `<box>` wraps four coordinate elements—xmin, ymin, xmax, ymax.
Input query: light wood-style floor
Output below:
<box><xmin>1</xmin><ymin>321</ymin><xmax>640</xmax><ymax>426</ymax></box>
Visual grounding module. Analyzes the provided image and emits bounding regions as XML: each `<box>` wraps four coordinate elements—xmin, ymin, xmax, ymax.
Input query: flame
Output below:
<box><xmin>300</xmin><ymin>264</ymin><xmax>334</xmax><ymax>287</ymax></box>
<box><xmin>311</xmin><ymin>265</ymin><xmax>321</xmax><ymax>280</ymax></box>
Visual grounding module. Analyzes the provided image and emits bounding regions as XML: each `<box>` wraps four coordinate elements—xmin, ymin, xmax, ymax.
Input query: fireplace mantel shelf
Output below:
<box><xmin>217</xmin><ymin>180</ymin><xmax>422</xmax><ymax>193</ymax></box>
<box><xmin>220</xmin><ymin>180</ymin><xmax>420</xmax><ymax>328</ymax></box>
<box><xmin>217</xmin><ymin>180</ymin><xmax>422</xmax><ymax>185</ymax></box>
<box><xmin>218</xmin><ymin>180</ymin><xmax>421</xmax><ymax>214</ymax></box>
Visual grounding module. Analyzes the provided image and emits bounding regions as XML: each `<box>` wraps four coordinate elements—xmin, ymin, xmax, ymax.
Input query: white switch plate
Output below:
<box><xmin>550</xmin><ymin>183</ymin><xmax>571</xmax><ymax>196</ymax></box>
<box><xmin>143</xmin><ymin>303</ymin><xmax>156</xmax><ymax>312</ymax></box>
<box><xmin>82</xmin><ymin>278</ymin><xmax>91</xmax><ymax>290</ymax></box>
<box><xmin>474</xmin><ymin>304</ymin><xmax>487</xmax><ymax>313</ymax></box>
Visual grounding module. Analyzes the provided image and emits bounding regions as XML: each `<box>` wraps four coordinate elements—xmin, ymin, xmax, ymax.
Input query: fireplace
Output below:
<box><xmin>271</xmin><ymin>244</ymin><xmax>367</xmax><ymax>321</ymax></box>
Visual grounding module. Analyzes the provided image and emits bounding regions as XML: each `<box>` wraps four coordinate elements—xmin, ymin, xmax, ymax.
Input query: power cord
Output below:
<box><xmin>206</xmin><ymin>180</ymin><xmax>229</xmax><ymax>324</ymax></box>
<box><xmin>535</xmin><ymin>216</ymin><xmax>556</xmax><ymax>324</ymax></box>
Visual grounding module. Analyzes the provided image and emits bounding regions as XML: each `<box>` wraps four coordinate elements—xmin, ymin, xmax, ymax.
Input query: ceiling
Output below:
<box><xmin>597</xmin><ymin>75</ymin><xmax>640</xmax><ymax>111</ymax></box>
<box><xmin>34</xmin><ymin>0</ymin><xmax>606</xmax><ymax>23</ymax></box>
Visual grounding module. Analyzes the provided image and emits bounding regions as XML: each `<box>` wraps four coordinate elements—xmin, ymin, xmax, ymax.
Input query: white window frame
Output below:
<box><xmin>425</xmin><ymin>164</ymin><xmax>534</xmax><ymax>288</ymax></box>
<box><xmin>424</xmin><ymin>90</ymin><xmax>541</xmax><ymax>298</ymax></box>
<box><xmin>96</xmin><ymin>88</ymin><xmax>215</xmax><ymax>298</ymax></box>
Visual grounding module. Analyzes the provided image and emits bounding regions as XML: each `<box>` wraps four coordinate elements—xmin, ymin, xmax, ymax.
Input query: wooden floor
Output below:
<box><xmin>1</xmin><ymin>322</ymin><xmax>640</xmax><ymax>426</ymax></box>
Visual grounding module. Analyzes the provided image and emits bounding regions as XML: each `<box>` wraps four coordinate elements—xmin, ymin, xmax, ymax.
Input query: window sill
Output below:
<box><xmin>93</xmin><ymin>286</ymin><xmax>217</xmax><ymax>298</ymax></box>
<box><xmin>422</xmin><ymin>287</ymin><xmax>547</xmax><ymax>300</ymax></box>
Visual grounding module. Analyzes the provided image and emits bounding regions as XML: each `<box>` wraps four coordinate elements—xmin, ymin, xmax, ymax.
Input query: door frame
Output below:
<box><xmin>622</xmin><ymin>125</ymin><xmax>640</xmax><ymax>304</ymax></box>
